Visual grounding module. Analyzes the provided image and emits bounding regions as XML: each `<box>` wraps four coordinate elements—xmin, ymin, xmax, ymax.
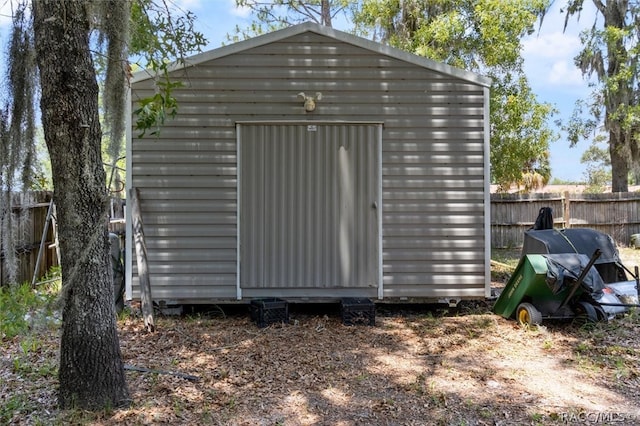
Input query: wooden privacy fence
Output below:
<box><xmin>4</xmin><ymin>191</ymin><xmax>639</xmax><ymax>283</ymax></box>
<box><xmin>1</xmin><ymin>192</ymin><xmax>125</xmax><ymax>286</ymax></box>
<box><xmin>0</xmin><ymin>192</ymin><xmax>58</xmax><ymax>286</ymax></box>
<box><xmin>491</xmin><ymin>192</ymin><xmax>640</xmax><ymax>249</ymax></box>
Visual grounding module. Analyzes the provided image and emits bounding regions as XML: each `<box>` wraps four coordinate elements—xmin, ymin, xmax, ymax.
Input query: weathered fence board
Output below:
<box><xmin>1</xmin><ymin>192</ymin><xmax>125</xmax><ymax>286</ymax></box>
<box><xmin>0</xmin><ymin>192</ymin><xmax>58</xmax><ymax>286</ymax></box>
<box><xmin>491</xmin><ymin>192</ymin><xmax>640</xmax><ymax>249</ymax></box>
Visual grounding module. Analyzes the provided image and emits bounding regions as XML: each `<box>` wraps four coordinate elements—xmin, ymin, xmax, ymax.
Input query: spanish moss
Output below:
<box><xmin>0</xmin><ymin>3</ymin><xmax>37</xmax><ymax>285</ymax></box>
<box><xmin>0</xmin><ymin>108</ymin><xmax>17</xmax><ymax>284</ymax></box>
<box><xmin>96</xmin><ymin>0</ymin><xmax>131</xmax><ymax>187</ymax></box>
<box><xmin>7</xmin><ymin>5</ymin><xmax>36</xmax><ymax>190</ymax></box>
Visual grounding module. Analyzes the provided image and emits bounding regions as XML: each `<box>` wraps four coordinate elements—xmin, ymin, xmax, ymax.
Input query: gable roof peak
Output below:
<box><xmin>133</xmin><ymin>21</ymin><xmax>491</xmax><ymax>87</ymax></box>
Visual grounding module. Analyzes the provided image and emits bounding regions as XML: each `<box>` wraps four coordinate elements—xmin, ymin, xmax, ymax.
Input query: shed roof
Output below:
<box><xmin>132</xmin><ymin>22</ymin><xmax>492</xmax><ymax>87</ymax></box>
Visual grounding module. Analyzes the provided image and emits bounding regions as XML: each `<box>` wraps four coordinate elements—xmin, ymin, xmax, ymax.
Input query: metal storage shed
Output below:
<box><xmin>126</xmin><ymin>22</ymin><xmax>492</xmax><ymax>304</ymax></box>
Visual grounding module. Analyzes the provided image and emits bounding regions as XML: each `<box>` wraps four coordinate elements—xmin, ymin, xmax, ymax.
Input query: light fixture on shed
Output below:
<box><xmin>298</xmin><ymin>92</ymin><xmax>322</xmax><ymax>112</ymax></box>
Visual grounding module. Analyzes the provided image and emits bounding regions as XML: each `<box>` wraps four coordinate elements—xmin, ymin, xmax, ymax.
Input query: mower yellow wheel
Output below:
<box><xmin>516</xmin><ymin>302</ymin><xmax>542</xmax><ymax>326</ymax></box>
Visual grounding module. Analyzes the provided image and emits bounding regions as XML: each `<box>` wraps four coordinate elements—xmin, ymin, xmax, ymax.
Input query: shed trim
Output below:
<box><xmin>483</xmin><ymin>86</ymin><xmax>491</xmax><ymax>298</ymax></box>
<box><xmin>125</xmin><ymin>81</ymin><xmax>133</xmax><ymax>301</ymax></box>
<box><xmin>236</xmin><ymin>125</ymin><xmax>243</xmax><ymax>300</ymax></box>
<box><xmin>236</xmin><ymin>120</ymin><xmax>385</xmax><ymax>126</ymax></box>
<box><xmin>132</xmin><ymin>22</ymin><xmax>491</xmax><ymax>88</ymax></box>
<box><xmin>377</xmin><ymin>126</ymin><xmax>384</xmax><ymax>300</ymax></box>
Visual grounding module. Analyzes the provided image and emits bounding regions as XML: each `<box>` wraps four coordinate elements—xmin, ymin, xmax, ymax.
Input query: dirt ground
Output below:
<box><xmin>118</xmin><ymin>304</ymin><xmax>639</xmax><ymax>426</ymax></box>
<box><xmin>2</xmin><ymin>250</ymin><xmax>640</xmax><ymax>425</ymax></box>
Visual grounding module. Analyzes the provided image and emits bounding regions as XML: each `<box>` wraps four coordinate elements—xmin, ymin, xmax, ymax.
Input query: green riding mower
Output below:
<box><xmin>493</xmin><ymin>228</ymin><xmax>639</xmax><ymax>326</ymax></box>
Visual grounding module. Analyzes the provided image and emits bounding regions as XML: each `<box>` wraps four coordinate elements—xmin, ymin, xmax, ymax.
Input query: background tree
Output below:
<box><xmin>564</xmin><ymin>96</ymin><xmax>613</xmax><ymax>189</ymax></box>
<box><xmin>581</xmin><ymin>138</ymin><xmax>612</xmax><ymax>192</ymax></box>
<box><xmin>230</xmin><ymin>0</ymin><xmax>354</xmax><ymax>40</ymax></box>
<box><xmin>561</xmin><ymin>0</ymin><xmax>640</xmax><ymax>192</ymax></box>
<box><xmin>1</xmin><ymin>0</ymin><xmax>206</xmax><ymax>410</ymax></box>
<box><xmin>352</xmin><ymin>0</ymin><xmax>558</xmax><ymax>191</ymax></box>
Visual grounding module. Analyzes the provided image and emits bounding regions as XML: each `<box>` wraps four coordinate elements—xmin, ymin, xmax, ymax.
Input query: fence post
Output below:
<box><xmin>31</xmin><ymin>199</ymin><xmax>54</xmax><ymax>288</ymax></box>
<box><xmin>51</xmin><ymin>203</ymin><xmax>61</xmax><ymax>267</ymax></box>
<box><xmin>563</xmin><ymin>191</ymin><xmax>571</xmax><ymax>229</ymax></box>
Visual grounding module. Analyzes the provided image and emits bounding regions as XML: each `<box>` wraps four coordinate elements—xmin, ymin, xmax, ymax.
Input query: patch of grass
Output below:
<box><xmin>1</xmin><ymin>282</ymin><xmax>41</xmax><ymax>339</ymax></box>
<box><xmin>354</xmin><ymin>372</ymin><xmax>370</xmax><ymax>384</ymax></box>
<box><xmin>470</xmin><ymin>315</ymin><xmax>496</xmax><ymax>330</ymax></box>
<box><xmin>478</xmin><ymin>407</ymin><xmax>493</xmax><ymax>419</ymax></box>
<box><xmin>0</xmin><ymin>269</ymin><xmax>60</xmax><ymax>340</ymax></box>
<box><xmin>457</xmin><ymin>300</ymin><xmax>492</xmax><ymax>315</ymax></box>
<box><xmin>583</xmin><ymin>342</ymin><xmax>635</xmax><ymax>380</ymax></box>
<box><xmin>575</xmin><ymin>341</ymin><xmax>590</xmax><ymax>353</ymax></box>
<box><xmin>172</xmin><ymin>398</ymin><xmax>185</xmax><ymax>417</ymax></box>
<box><xmin>491</xmin><ymin>249</ymin><xmax>521</xmax><ymax>265</ymax></box>
<box><xmin>61</xmin><ymin>407</ymin><xmax>115</xmax><ymax>425</ymax></box>
<box><xmin>427</xmin><ymin>382</ymin><xmax>447</xmax><ymax>408</ymax></box>
<box><xmin>530</xmin><ymin>412</ymin><xmax>544</xmax><ymax>423</ymax></box>
<box><xmin>12</xmin><ymin>354</ymin><xmax>58</xmax><ymax>379</ymax></box>
<box><xmin>572</xmin><ymin>346</ymin><xmax>603</xmax><ymax>376</ymax></box>
<box><xmin>11</xmin><ymin>332</ymin><xmax>57</xmax><ymax>379</ymax></box>
<box><xmin>0</xmin><ymin>393</ymin><xmax>34</xmax><ymax>425</ymax></box>
<box><xmin>0</xmin><ymin>276</ymin><xmax>60</xmax><ymax>425</ymax></box>
<box><xmin>117</xmin><ymin>305</ymin><xmax>135</xmax><ymax>321</ymax></box>
<box><xmin>461</xmin><ymin>316</ymin><xmax>495</xmax><ymax>339</ymax></box>
<box><xmin>407</xmin><ymin>373</ymin><xmax>427</xmax><ymax>396</ymax></box>
<box><xmin>491</xmin><ymin>248</ymin><xmax>521</xmax><ymax>281</ymax></box>
<box><xmin>570</xmin><ymin>313</ymin><xmax>640</xmax><ymax>383</ymax></box>
<box><xmin>518</xmin><ymin>322</ymin><xmax>545</xmax><ymax>334</ymax></box>
<box><xmin>409</xmin><ymin>313</ymin><xmax>443</xmax><ymax>335</ymax></box>
<box><xmin>226</xmin><ymin>396</ymin><xmax>237</xmax><ymax>410</ymax></box>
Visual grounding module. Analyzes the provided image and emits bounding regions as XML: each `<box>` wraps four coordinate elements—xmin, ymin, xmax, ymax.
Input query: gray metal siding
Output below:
<box><xmin>128</xmin><ymin>130</ymin><xmax>238</xmax><ymax>301</ymax></box>
<box><xmin>129</xmin><ymin>30</ymin><xmax>487</xmax><ymax>301</ymax></box>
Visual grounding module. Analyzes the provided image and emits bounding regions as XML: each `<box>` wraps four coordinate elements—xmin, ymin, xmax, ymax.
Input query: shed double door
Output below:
<box><xmin>239</xmin><ymin>123</ymin><xmax>381</xmax><ymax>296</ymax></box>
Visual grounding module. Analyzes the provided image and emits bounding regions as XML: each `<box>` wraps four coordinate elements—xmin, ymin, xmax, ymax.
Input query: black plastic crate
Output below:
<box><xmin>250</xmin><ymin>298</ymin><xmax>289</xmax><ymax>328</ymax></box>
<box><xmin>341</xmin><ymin>298</ymin><xmax>375</xmax><ymax>326</ymax></box>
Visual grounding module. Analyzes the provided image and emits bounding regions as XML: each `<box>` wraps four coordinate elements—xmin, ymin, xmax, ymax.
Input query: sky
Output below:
<box><xmin>0</xmin><ymin>0</ymin><xmax>600</xmax><ymax>182</ymax></box>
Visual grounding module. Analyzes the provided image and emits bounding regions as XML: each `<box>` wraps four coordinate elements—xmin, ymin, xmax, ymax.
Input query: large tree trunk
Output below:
<box><xmin>321</xmin><ymin>0</ymin><xmax>332</xmax><ymax>26</ymax></box>
<box><xmin>602</xmin><ymin>0</ymin><xmax>630</xmax><ymax>192</ymax></box>
<box><xmin>610</xmin><ymin>131</ymin><xmax>630</xmax><ymax>192</ymax></box>
<box><xmin>33</xmin><ymin>0</ymin><xmax>130</xmax><ymax>409</ymax></box>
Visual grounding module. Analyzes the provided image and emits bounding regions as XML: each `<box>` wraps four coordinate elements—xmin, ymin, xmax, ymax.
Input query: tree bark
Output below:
<box><xmin>321</xmin><ymin>0</ymin><xmax>332</xmax><ymax>26</ymax></box>
<box><xmin>33</xmin><ymin>0</ymin><xmax>130</xmax><ymax>409</ymax></box>
<box><xmin>602</xmin><ymin>0</ymin><xmax>630</xmax><ymax>192</ymax></box>
<box><xmin>610</xmin><ymin>131</ymin><xmax>630</xmax><ymax>192</ymax></box>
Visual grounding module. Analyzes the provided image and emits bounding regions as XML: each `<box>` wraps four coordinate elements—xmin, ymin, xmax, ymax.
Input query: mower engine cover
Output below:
<box><xmin>523</xmin><ymin>229</ymin><xmax>626</xmax><ymax>283</ymax></box>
